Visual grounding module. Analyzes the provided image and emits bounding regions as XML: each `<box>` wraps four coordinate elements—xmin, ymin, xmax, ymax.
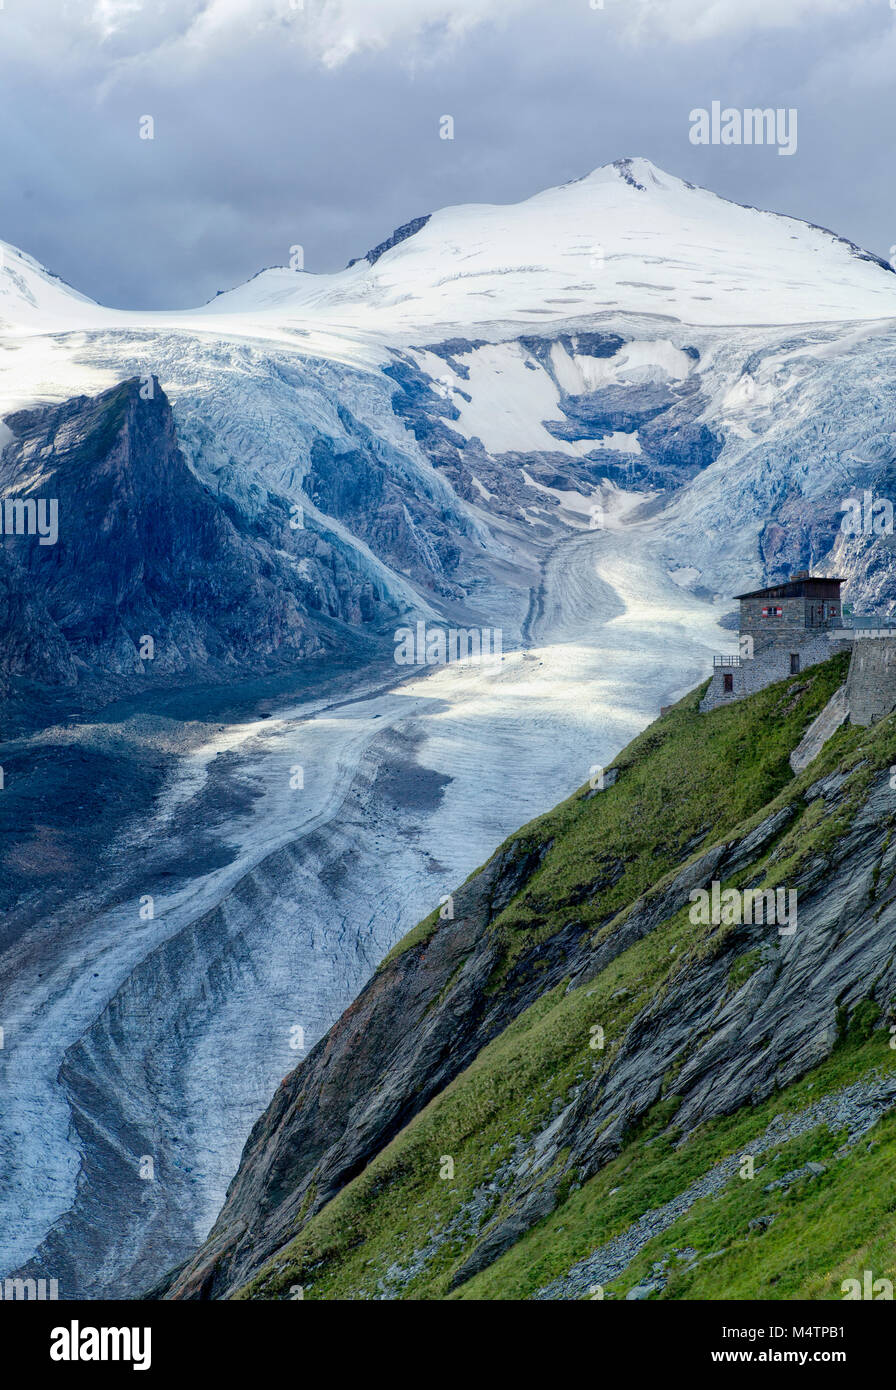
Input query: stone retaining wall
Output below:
<box><xmin>700</xmin><ymin>634</ymin><xmax>851</xmax><ymax>713</ymax></box>
<box><xmin>845</xmin><ymin>638</ymin><xmax>896</xmax><ymax>727</ymax></box>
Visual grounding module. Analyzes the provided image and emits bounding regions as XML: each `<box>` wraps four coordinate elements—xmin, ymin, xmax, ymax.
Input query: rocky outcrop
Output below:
<box><xmin>790</xmin><ymin>683</ymin><xmax>849</xmax><ymax>770</ymax></box>
<box><xmin>0</xmin><ymin>379</ymin><xmax>398</xmax><ymax>715</ymax></box>
<box><xmin>348</xmin><ymin>214</ymin><xmax>431</xmax><ymax>269</ymax></box>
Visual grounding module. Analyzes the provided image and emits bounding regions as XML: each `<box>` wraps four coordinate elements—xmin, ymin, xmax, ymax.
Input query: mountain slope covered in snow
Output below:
<box><xmin>202</xmin><ymin>156</ymin><xmax>896</xmax><ymax>334</ymax></box>
<box><xmin>4</xmin><ymin>158</ymin><xmax>896</xmax><ymax>347</ymax></box>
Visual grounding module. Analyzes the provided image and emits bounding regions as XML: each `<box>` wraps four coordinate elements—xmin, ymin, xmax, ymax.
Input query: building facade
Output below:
<box><xmin>737</xmin><ymin>572</ymin><xmax>844</xmax><ymax>656</ymax></box>
<box><xmin>701</xmin><ymin>573</ymin><xmax>850</xmax><ymax>712</ymax></box>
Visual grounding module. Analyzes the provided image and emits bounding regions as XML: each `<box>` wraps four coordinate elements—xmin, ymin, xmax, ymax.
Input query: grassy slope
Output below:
<box><xmin>458</xmin><ymin>1033</ymin><xmax>896</xmax><ymax>1300</ymax></box>
<box><xmin>236</xmin><ymin>654</ymin><xmax>896</xmax><ymax>1300</ymax></box>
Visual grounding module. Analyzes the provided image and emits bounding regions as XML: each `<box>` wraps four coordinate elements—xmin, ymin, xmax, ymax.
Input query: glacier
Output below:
<box><xmin>2</xmin><ymin>156</ymin><xmax>896</xmax><ymax>1294</ymax></box>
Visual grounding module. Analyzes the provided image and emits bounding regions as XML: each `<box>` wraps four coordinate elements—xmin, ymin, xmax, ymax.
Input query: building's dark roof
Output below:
<box><xmin>734</xmin><ymin>575</ymin><xmax>845</xmax><ymax>601</ymax></box>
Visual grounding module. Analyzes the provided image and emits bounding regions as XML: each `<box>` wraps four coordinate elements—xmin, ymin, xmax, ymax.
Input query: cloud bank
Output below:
<box><xmin>0</xmin><ymin>0</ymin><xmax>890</xmax><ymax>308</ymax></box>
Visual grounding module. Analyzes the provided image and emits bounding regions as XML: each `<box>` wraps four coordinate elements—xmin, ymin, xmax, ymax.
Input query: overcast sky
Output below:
<box><xmin>1</xmin><ymin>0</ymin><xmax>894</xmax><ymax>308</ymax></box>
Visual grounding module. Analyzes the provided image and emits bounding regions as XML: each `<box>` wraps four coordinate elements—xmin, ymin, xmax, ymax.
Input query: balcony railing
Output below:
<box><xmin>713</xmin><ymin>655</ymin><xmax>742</xmax><ymax>667</ymax></box>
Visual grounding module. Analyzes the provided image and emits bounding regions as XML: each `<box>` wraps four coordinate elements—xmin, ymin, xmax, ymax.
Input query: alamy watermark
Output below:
<box><xmin>840</xmin><ymin>490</ymin><xmax>894</xmax><ymax>536</ymax></box>
<box><xmin>1</xmin><ymin>1277</ymin><xmax>59</xmax><ymax>1300</ymax></box>
<box><xmin>0</xmin><ymin>496</ymin><xmax>58</xmax><ymax>545</ymax></box>
<box><xmin>842</xmin><ymin>1270</ymin><xmax>893</xmax><ymax>1300</ymax></box>
<box><xmin>50</xmin><ymin>1322</ymin><xmax>151</xmax><ymax>1370</ymax></box>
<box><xmin>689</xmin><ymin>103</ymin><xmax>797</xmax><ymax>157</ymax></box>
<box><xmin>393</xmin><ymin>622</ymin><xmax>503</xmax><ymax>666</ymax></box>
<box><xmin>689</xmin><ymin>882</ymin><xmax>797</xmax><ymax>936</ymax></box>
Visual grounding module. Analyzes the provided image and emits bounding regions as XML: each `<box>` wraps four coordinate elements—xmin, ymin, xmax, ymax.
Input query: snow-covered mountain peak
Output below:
<box><xmin>2</xmin><ymin>159</ymin><xmax>896</xmax><ymax>352</ymax></box>
<box><xmin>202</xmin><ymin>157</ymin><xmax>896</xmax><ymax>335</ymax></box>
<box><xmin>572</xmin><ymin>155</ymin><xmax>686</xmax><ymax>192</ymax></box>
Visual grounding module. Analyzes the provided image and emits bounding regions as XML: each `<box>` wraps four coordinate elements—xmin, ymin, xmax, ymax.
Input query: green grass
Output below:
<box><xmin>483</xmin><ymin>655</ymin><xmax>851</xmax><ymax>983</ymax></box>
<box><xmin>232</xmin><ymin>655</ymin><xmax>896</xmax><ymax>1302</ymax></box>
<box><xmin>382</xmin><ymin>657</ymin><xmax>851</xmax><ymax>977</ymax></box>
<box><xmin>455</xmin><ymin>1032</ymin><xmax>896</xmax><ymax>1300</ymax></box>
<box><xmin>600</xmin><ymin>1115</ymin><xmax>896</xmax><ymax>1301</ymax></box>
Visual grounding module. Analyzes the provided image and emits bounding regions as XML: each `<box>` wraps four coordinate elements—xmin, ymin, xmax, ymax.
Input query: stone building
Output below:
<box><xmin>701</xmin><ymin>572</ymin><xmax>851</xmax><ymax>712</ymax></box>
<box><xmin>736</xmin><ymin>572</ymin><xmax>844</xmax><ymax>655</ymax></box>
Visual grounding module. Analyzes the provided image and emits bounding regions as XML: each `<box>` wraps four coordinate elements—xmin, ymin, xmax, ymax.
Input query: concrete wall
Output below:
<box><xmin>845</xmin><ymin>638</ymin><xmax>896</xmax><ymax>727</ymax></box>
<box><xmin>701</xmin><ymin>633</ymin><xmax>851</xmax><ymax>713</ymax></box>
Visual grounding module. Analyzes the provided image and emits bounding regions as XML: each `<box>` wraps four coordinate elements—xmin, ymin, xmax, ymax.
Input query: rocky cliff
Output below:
<box><xmin>0</xmin><ymin>378</ymin><xmax>400</xmax><ymax>718</ymax></box>
<box><xmin>157</xmin><ymin>650</ymin><xmax>896</xmax><ymax>1300</ymax></box>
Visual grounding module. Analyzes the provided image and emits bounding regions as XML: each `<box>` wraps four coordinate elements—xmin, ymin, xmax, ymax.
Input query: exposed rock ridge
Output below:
<box><xmin>0</xmin><ymin>378</ymin><xmax>398</xmax><ymax>711</ymax></box>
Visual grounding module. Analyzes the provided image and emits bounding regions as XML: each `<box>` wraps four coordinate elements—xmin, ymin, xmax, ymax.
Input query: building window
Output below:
<box><xmin>761</xmin><ymin>606</ymin><xmax>783</xmax><ymax>617</ymax></box>
<box><xmin>790</xmin><ymin>653</ymin><xmax>801</xmax><ymax>674</ymax></box>
<box><xmin>723</xmin><ymin>673</ymin><xmax>734</xmax><ymax>692</ymax></box>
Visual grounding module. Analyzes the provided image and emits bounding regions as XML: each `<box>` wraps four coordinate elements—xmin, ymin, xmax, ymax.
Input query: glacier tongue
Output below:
<box><xmin>0</xmin><ymin>517</ymin><xmax>728</xmax><ymax>1296</ymax></box>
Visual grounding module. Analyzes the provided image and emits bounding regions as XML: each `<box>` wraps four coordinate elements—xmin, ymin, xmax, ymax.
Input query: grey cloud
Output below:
<box><xmin>0</xmin><ymin>0</ymin><xmax>892</xmax><ymax>307</ymax></box>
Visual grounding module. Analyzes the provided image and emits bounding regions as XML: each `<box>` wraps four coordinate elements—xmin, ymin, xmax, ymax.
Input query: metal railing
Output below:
<box><xmin>713</xmin><ymin>655</ymin><xmax>742</xmax><ymax>667</ymax></box>
<box><xmin>829</xmin><ymin>619</ymin><xmax>896</xmax><ymax>640</ymax></box>
<box><xmin>841</xmin><ymin>616</ymin><xmax>896</xmax><ymax>637</ymax></box>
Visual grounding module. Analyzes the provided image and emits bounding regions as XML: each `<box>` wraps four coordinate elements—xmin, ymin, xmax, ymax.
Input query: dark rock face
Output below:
<box><xmin>634</xmin><ymin>417</ymin><xmax>724</xmax><ymax>484</ymax></box>
<box><xmin>365</xmin><ymin>215</ymin><xmax>431</xmax><ymax>266</ymax></box>
<box><xmin>517</xmin><ymin>333</ymin><xmax>626</xmax><ymax>369</ymax></box>
<box><xmin>305</xmin><ymin>434</ymin><xmax>462</xmax><ymax>594</ymax></box>
<box><xmin>553</xmin><ymin>382</ymin><xmax>675</xmax><ymax>436</ymax></box>
<box><xmin>383</xmin><ymin>357</ymin><xmax>464</xmax><ymax>457</ymax></box>
<box><xmin>0</xmin><ymin>379</ymin><xmax>397</xmax><ymax>709</ymax></box>
<box><xmin>347</xmin><ymin>214</ymin><xmax>432</xmax><ymax>269</ymax></box>
<box><xmin>386</xmin><ymin>332</ymin><xmax>722</xmax><ymax>513</ymax></box>
<box><xmin>0</xmin><ymin>547</ymin><xmax>78</xmax><ymax>691</ymax></box>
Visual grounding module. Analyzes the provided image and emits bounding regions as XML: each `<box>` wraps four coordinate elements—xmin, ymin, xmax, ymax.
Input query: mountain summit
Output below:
<box><xmin>3</xmin><ymin>159</ymin><xmax>896</xmax><ymax>340</ymax></box>
<box><xmin>203</xmin><ymin>155</ymin><xmax>896</xmax><ymax>332</ymax></box>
